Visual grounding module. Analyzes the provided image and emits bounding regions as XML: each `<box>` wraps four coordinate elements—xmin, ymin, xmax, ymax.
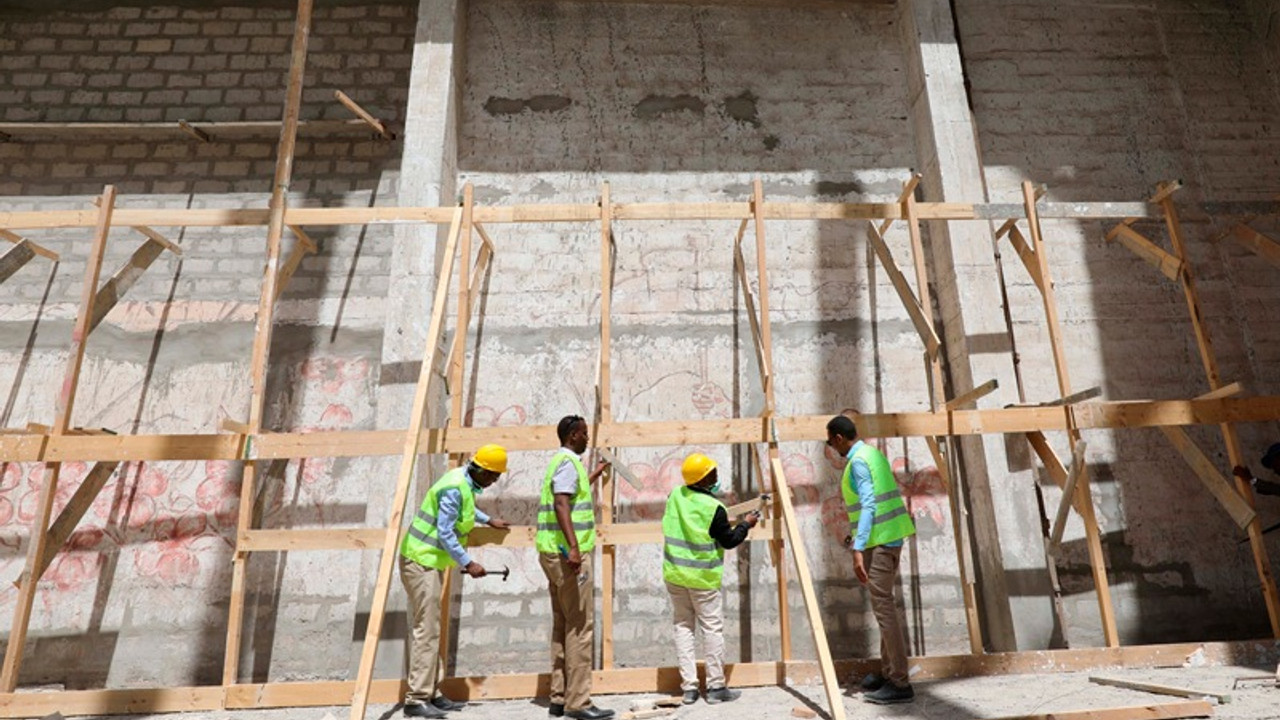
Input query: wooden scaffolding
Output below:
<box><xmin>2</xmin><ymin>2</ymin><xmax>1280</xmax><ymax>719</ymax></box>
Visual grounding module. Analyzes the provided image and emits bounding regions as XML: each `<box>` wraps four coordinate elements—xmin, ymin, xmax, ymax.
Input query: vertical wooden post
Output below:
<box><xmin>0</xmin><ymin>186</ymin><xmax>116</xmax><ymax>692</ymax></box>
<box><xmin>751</xmin><ymin>180</ymin><xmax>791</xmax><ymax>661</ymax></box>
<box><xmin>1022</xmin><ymin>181</ymin><xmax>1119</xmax><ymax>648</ymax></box>
<box><xmin>1158</xmin><ymin>188</ymin><xmax>1280</xmax><ymax>636</ymax></box>
<box><xmin>598</xmin><ymin>182</ymin><xmax>617</xmax><ymax>669</ymax></box>
<box><xmin>221</xmin><ymin>0</ymin><xmax>314</xmax><ymax>688</ymax></box>
<box><xmin>903</xmin><ymin>191</ymin><xmax>983</xmax><ymax>654</ymax></box>
<box><xmin>436</xmin><ymin>184</ymin><xmax>474</xmax><ymax>675</ymax></box>
<box><xmin>350</xmin><ymin>207</ymin><xmax>465</xmax><ymax>720</ymax></box>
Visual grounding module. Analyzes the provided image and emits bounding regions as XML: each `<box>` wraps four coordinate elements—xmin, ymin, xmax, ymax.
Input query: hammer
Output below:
<box><xmin>460</xmin><ymin>565</ymin><xmax>510</xmax><ymax>581</ymax></box>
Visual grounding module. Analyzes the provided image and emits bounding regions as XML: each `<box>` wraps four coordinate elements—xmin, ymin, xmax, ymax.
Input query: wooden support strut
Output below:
<box><xmin>865</xmin><ymin>221</ymin><xmax>942</xmax><ymax>358</ymax></box>
<box><xmin>1048</xmin><ymin>440</ymin><xmax>1087</xmax><ymax>555</ymax></box>
<box><xmin>0</xmin><ymin>185</ymin><xmax>116</xmax><ymax>692</ymax></box>
<box><xmin>349</xmin><ymin>205</ymin><xmax>464</xmax><ymax>720</ymax></box>
<box><xmin>1023</xmin><ymin>180</ymin><xmax>1119</xmax><ymax>648</ymax></box>
<box><xmin>597</xmin><ymin>181</ymin><xmax>617</xmax><ymax>669</ymax></box>
<box><xmin>1105</xmin><ymin>223</ymin><xmax>1183</xmax><ymax>282</ymax></box>
<box><xmin>1224</xmin><ymin>223</ymin><xmax>1280</xmax><ymax>270</ymax></box>
<box><xmin>222</xmin><ymin>0</ymin><xmax>314</xmax><ymax>690</ymax></box>
<box><xmin>334</xmin><ymin>90</ymin><xmax>394</xmax><ymax>140</ymax></box>
<box><xmin>0</xmin><ymin>228</ymin><xmax>60</xmax><ymax>262</ymax></box>
<box><xmin>1155</xmin><ymin>181</ymin><xmax>1280</xmax><ymax>636</ymax></box>
<box><xmin>0</xmin><ymin>241</ymin><xmax>37</xmax><ymax>285</ymax></box>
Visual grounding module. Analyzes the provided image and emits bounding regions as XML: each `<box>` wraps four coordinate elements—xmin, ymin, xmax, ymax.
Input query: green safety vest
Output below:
<box><xmin>399</xmin><ymin>467</ymin><xmax>475</xmax><ymax>571</ymax></box>
<box><xmin>661</xmin><ymin>486</ymin><xmax>725</xmax><ymax>590</ymax></box>
<box><xmin>535</xmin><ymin>450</ymin><xmax>597</xmax><ymax>554</ymax></box>
<box><xmin>842</xmin><ymin>443</ymin><xmax>915</xmax><ymax>548</ymax></box>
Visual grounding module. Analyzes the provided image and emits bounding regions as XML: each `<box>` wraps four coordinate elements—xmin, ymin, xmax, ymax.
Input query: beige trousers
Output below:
<box><xmin>399</xmin><ymin>554</ymin><xmax>446</xmax><ymax>704</ymax></box>
<box><xmin>665</xmin><ymin>580</ymin><xmax>725</xmax><ymax>692</ymax></box>
<box><xmin>866</xmin><ymin>544</ymin><xmax>910</xmax><ymax>688</ymax></box>
<box><xmin>539</xmin><ymin>552</ymin><xmax>595</xmax><ymax>711</ymax></box>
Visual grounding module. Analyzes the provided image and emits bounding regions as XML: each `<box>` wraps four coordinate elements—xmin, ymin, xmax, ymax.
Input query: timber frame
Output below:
<box><xmin>2</xmin><ymin>1</ymin><xmax>1280</xmax><ymax>719</ymax></box>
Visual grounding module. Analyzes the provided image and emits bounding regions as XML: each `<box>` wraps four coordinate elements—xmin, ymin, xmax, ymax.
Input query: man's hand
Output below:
<box><xmin>740</xmin><ymin>511</ymin><xmax>760</xmax><ymax>529</ymax></box>
<box><xmin>488</xmin><ymin>518</ymin><xmax>510</xmax><ymax>530</ymax></box>
<box><xmin>852</xmin><ymin>550</ymin><xmax>869</xmax><ymax>585</ymax></box>
<box><xmin>464</xmin><ymin>562</ymin><xmax>487</xmax><ymax>579</ymax></box>
<box><xmin>566</xmin><ymin>546</ymin><xmax>584</xmax><ymax>574</ymax></box>
<box><xmin>589</xmin><ymin>460</ymin><xmax>611</xmax><ymax>482</ymax></box>
<box><xmin>1233</xmin><ymin>465</ymin><xmax>1254</xmax><ymax>482</ymax></box>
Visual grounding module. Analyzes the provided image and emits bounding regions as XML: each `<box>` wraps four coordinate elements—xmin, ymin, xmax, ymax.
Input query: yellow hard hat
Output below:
<box><xmin>681</xmin><ymin>453</ymin><xmax>717</xmax><ymax>485</ymax></box>
<box><xmin>473</xmin><ymin>444</ymin><xmax>508</xmax><ymax>474</ymax></box>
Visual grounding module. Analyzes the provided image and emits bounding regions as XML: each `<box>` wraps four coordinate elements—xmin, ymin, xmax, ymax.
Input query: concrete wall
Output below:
<box><xmin>1</xmin><ymin>0</ymin><xmax>1279</xmax><ymax>693</ymax></box>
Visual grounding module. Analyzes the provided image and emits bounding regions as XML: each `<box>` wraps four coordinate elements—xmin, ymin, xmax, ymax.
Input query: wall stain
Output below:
<box><xmin>722</xmin><ymin>90</ymin><xmax>761</xmax><ymax>127</ymax></box>
<box><xmin>483</xmin><ymin>95</ymin><xmax>572</xmax><ymax>116</ymax></box>
<box><xmin>633</xmin><ymin>94</ymin><xmax>706</xmax><ymax>119</ymax></box>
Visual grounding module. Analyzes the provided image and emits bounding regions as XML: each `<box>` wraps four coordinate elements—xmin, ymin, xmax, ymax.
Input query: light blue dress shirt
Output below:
<box><xmin>848</xmin><ymin>441</ymin><xmax>903</xmax><ymax>552</ymax></box>
<box><xmin>435</xmin><ymin>468</ymin><xmax>492</xmax><ymax>567</ymax></box>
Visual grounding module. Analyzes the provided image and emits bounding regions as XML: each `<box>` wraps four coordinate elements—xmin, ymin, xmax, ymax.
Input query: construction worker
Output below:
<box><xmin>826</xmin><ymin>415</ymin><xmax>916</xmax><ymax>705</ymax></box>
<box><xmin>398</xmin><ymin>444</ymin><xmax>511</xmax><ymax>718</ymax></box>
<box><xmin>663</xmin><ymin>453</ymin><xmax>758</xmax><ymax>705</ymax></box>
<box><xmin>1232</xmin><ymin>443</ymin><xmax>1280</xmax><ymax>497</ymax></box>
<box><xmin>537</xmin><ymin>415</ymin><xmax>612</xmax><ymax>720</ymax></box>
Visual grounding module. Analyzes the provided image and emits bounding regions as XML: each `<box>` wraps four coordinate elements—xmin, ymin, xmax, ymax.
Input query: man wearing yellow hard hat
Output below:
<box><xmin>662</xmin><ymin>452</ymin><xmax>758</xmax><ymax>705</ymax></box>
<box><xmin>399</xmin><ymin>444</ymin><xmax>511</xmax><ymax>718</ymax></box>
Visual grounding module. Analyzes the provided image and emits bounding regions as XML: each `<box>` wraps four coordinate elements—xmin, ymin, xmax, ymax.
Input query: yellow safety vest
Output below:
<box><xmin>399</xmin><ymin>467</ymin><xmax>475</xmax><ymax>570</ymax></box>
<box><xmin>661</xmin><ymin>486</ymin><xmax>725</xmax><ymax>590</ymax></box>
<box><xmin>842</xmin><ymin>443</ymin><xmax>915</xmax><ymax>548</ymax></box>
<box><xmin>535</xmin><ymin>450</ymin><xmax>597</xmax><ymax>554</ymax></box>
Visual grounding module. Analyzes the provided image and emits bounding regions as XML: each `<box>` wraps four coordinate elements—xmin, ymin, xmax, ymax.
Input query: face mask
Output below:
<box><xmin>708</xmin><ymin>481</ymin><xmax>721</xmax><ymax>495</ymax></box>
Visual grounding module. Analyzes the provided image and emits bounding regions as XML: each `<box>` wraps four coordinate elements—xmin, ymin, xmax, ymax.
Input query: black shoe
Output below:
<box><xmin>548</xmin><ymin>703</ymin><xmax>564</xmax><ymax>717</ymax></box>
<box><xmin>431</xmin><ymin>695</ymin><xmax>466</xmax><ymax>712</ymax></box>
<box><xmin>682</xmin><ymin>690</ymin><xmax>700</xmax><ymax>705</ymax></box>
<box><xmin>705</xmin><ymin>687</ymin><xmax>741</xmax><ymax>704</ymax></box>
<box><xmin>859</xmin><ymin>673</ymin><xmax>886</xmax><ymax>692</ymax></box>
<box><xmin>865</xmin><ymin>683</ymin><xmax>914</xmax><ymax>705</ymax></box>
<box><xmin>565</xmin><ymin>707</ymin><xmax>615</xmax><ymax>720</ymax></box>
<box><xmin>403</xmin><ymin>702</ymin><xmax>447</xmax><ymax>719</ymax></box>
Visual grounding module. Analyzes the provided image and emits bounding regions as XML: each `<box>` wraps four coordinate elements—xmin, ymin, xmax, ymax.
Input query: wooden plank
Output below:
<box><xmin>1150</xmin><ymin>180</ymin><xmax>1184</xmax><ymax>205</ymax></box>
<box><xmin>770</xmin><ymin>458</ymin><xmax>844</xmax><ymax>720</ymax></box>
<box><xmin>0</xmin><ymin>185</ymin><xmax>116</xmax><ymax>692</ymax></box>
<box><xmin>1089</xmin><ymin>675</ymin><xmax>1231</xmax><ymax>704</ymax></box>
<box><xmin>1197</xmin><ymin>382</ymin><xmax>1242</xmax><ymax>401</ymax></box>
<box><xmin>1041</xmin><ymin>387</ymin><xmax>1104</xmax><ymax>407</ymax></box>
<box><xmin>1105</xmin><ymin>224</ymin><xmax>1183</xmax><ymax>282</ymax></box>
<box><xmin>1227</xmin><ymin>224</ymin><xmax>1280</xmax><ymax>270</ymax></box>
<box><xmin>90</xmin><ymin>238</ymin><xmax>168</xmax><ymax>332</ymax></box>
<box><xmin>1024</xmin><ymin>181</ymin><xmax>1070</xmax><ymax>395</ymax></box>
<box><xmin>866</xmin><ymin>222</ymin><xmax>941</xmax><ymax>357</ymax></box>
<box><xmin>1159</xmin><ymin>187</ymin><xmax>1280</xmax><ymax>637</ymax></box>
<box><xmin>238</xmin><ymin>528</ymin><xmax>386</xmax><ymax>552</ymax></box>
<box><xmin>0</xmin><ymin>686</ymin><xmax>227</xmax><ymax>717</ymax></box>
<box><xmin>131</xmin><ymin>226</ymin><xmax>183</xmax><ymax>256</ymax></box>
<box><xmin>946</xmin><ymin>379</ymin><xmax>999</xmax><ymax>410</ymax></box>
<box><xmin>272</xmin><ymin>232</ymin><xmax>314</xmax><ymax>301</ymax></box>
<box><xmin>753</xmin><ymin>181</ymin><xmax>776</xmax><ymax>415</ymax></box>
<box><xmin>1004</xmin><ymin>226</ymin><xmax>1045</xmax><ymax>294</ymax></box>
<box><xmin>222</xmin><ymin>0</ymin><xmax>314</xmax><ymax>689</ymax></box>
<box><xmin>876</xmin><ymin>171</ymin><xmax>922</xmax><ymax>237</ymax></box>
<box><xmin>1049</xmin><ymin>441</ymin><xmax>1087</xmax><ymax>554</ymax></box>
<box><xmin>598</xmin><ymin>182</ymin><xmax>617</xmax><ymax>670</ymax></box>
<box><xmin>0</xmin><ymin>228</ymin><xmax>59</xmax><ymax>261</ymax></box>
<box><xmin>733</xmin><ymin>222</ymin><xmax>770</xmax><ymax>390</ymax></box>
<box><xmin>33</xmin><ymin>461</ymin><xmax>120</xmax><ymax>580</ymax></box>
<box><xmin>1160</xmin><ymin>426</ymin><xmax>1256</xmax><ymax>529</ymax></box>
<box><xmin>596</xmin><ymin>447</ymin><xmax>641</xmax><ymax>491</ymax></box>
<box><xmin>0</xmin><ymin>241</ymin><xmax>36</xmax><ymax>284</ymax></box>
<box><xmin>986</xmin><ymin>700</ymin><xmax>1214</xmax><ymax>720</ymax></box>
<box><xmin>349</xmin><ymin>205</ymin><xmax>464</xmax><ymax>720</ymax></box>
<box><xmin>333</xmin><ymin>90</ymin><xmax>393</xmax><ymax>140</ymax></box>
<box><xmin>177</xmin><ymin>119</ymin><xmax>210</xmax><ymax>143</ymax></box>
<box><xmin>447</xmin><ymin>184</ymin><xmax>475</xmax><ymax>431</ymax></box>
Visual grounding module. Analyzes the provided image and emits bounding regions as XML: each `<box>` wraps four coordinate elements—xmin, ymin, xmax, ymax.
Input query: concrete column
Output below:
<box><xmin>898</xmin><ymin>0</ymin><xmax>1022</xmax><ymax>651</ymax></box>
<box><xmin>361</xmin><ymin>0</ymin><xmax>467</xmax><ymax>676</ymax></box>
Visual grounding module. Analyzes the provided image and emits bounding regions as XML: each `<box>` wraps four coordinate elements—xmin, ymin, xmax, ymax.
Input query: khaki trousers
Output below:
<box><xmin>399</xmin><ymin>554</ymin><xmax>446</xmax><ymax>704</ymax></box>
<box><xmin>539</xmin><ymin>552</ymin><xmax>595</xmax><ymax>711</ymax></box>
<box><xmin>665</xmin><ymin>580</ymin><xmax>725</xmax><ymax>692</ymax></box>
<box><xmin>866</xmin><ymin>544</ymin><xmax>910</xmax><ymax>687</ymax></box>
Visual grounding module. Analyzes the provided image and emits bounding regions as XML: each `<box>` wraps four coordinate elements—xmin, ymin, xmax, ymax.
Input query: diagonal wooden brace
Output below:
<box><xmin>1048</xmin><ymin>440</ymin><xmax>1087</xmax><ymax>555</ymax></box>
<box><xmin>334</xmin><ymin>90</ymin><xmax>394</xmax><ymax>140</ymax></box>
<box><xmin>946</xmin><ymin>379</ymin><xmax>999</xmax><ymax>410</ymax></box>
<box><xmin>1160</xmin><ymin>425</ymin><xmax>1256</xmax><ymax>529</ymax></box>
<box><xmin>31</xmin><ymin>460</ymin><xmax>122</xmax><ymax>582</ymax></box>
<box><xmin>1105</xmin><ymin>223</ymin><xmax>1182</xmax><ymax>281</ymax></box>
<box><xmin>0</xmin><ymin>228</ymin><xmax>60</xmax><ymax>262</ymax></box>
<box><xmin>90</xmin><ymin>238</ymin><xmax>171</xmax><ymax>332</ymax></box>
<box><xmin>1004</xmin><ymin>225</ymin><xmax>1046</xmax><ymax>294</ymax></box>
<box><xmin>273</xmin><ymin>225</ymin><xmax>318</xmax><ymax>301</ymax></box>
<box><xmin>0</xmin><ymin>240</ymin><xmax>37</xmax><ymax>284</ymax></box>
<box><xmin>876</xmin><ymin>172</ymin><xmax>922</xmax><ymax>238</ymax></box>
<box><xmin>1225</xmin><ymin>224</ymin><xmax>1280</xmax><ymax>270</ymax></box>
<box><xmin>866</xmin><ymin>221</ymin><xmax>941</xmax><ymax>358</ymax></box>
<box><xmin>733</xmin><ymin>219</ymin><xmax>771</xmax><ymax>391</ymax></box>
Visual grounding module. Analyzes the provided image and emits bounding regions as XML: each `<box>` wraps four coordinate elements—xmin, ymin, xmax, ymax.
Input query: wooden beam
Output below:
<box><xmin>865</xmin><ymin>222</ymin><xmax>942</xmax><ymax>357</ymax></box>
<box><xmin>0</xmin><ymin>228</ymin><xmax>59</xmax><ymax>261</ymax></box>
<box><xmin>1105</xmin><ymin>224</ymin><xmax>1183</xmax><ymax>282</ymax></box>
<box><xmin>1041</xmin><ymin>387</ymin><xmax>1103</xmax><ymax>407</ymax></box>
<box><xmin>1003</xmin><ymin>226</ymin><xmax>1045</xmax><ymax>294</ymax></box>
<box><xmin>1150</xmin><ymin>180</ymin><xmax>1184</xmax><ymax>205</ymax></box>
<box><xmin>333</xmin><ymin>90</ymin><xmax>394</xmax><ymax>140</ymax></box>
<box><xmin>222</xmin><ymin>0</ymin><xmax>314</xmax><ymax>689</ymax></box>
<box><xmin>985</xmin><ymin>700</ymin><xmax>1213</xmax><ymax>720</ymax></box>
<box><xmin>1158</xmin><ymin>183</ymin><xmax>1280</xmax><ymax>636</ymax></box>
<box><xmin>131</xmin><ymin>226</ymin><xmax>183</xmax><ymax>256</ymax></box>
<box><xmin>1226</xmin><ymin>224</ymin><xmax>1280</xmax><ymax>270</ymax></box>
<box><xmin>875</xmin><ymin>172</ymin><xmax>922</xmax><ymax>237</ymax></box>
<box><xmin>447</xmin><ymin>184</ymin><xmax>475</xmax><ymax>437</ymax></box>
<box><xmin>1089</xmin><ymin>675</ymin><xmax>1231</xmax><ymax>704</ymax></box>
<box><xmin>1</xmin><ymin>185</ymin><xmax>116</xmax><ymax>692</ymax></box>
<box><xmin>177</xmin><ymin>119</ymin><xmax>210</xmax><ymax>143</ymax></box>
<box><xmin>349</xmin><ymin>205</ymin><xmax>464</xmax><ymax>720</ymax></box>
<box><xmin>732</xmin><ymin>220</ymin><xmax>770</xmax><ymax>391</ymax></box>
<box><xmin>32</xmin><ymin>461</ymin><xmax>121</xmax><ymax>581</ymax></box>
<box><xmin>752</xmin><ymin>181</ymin><xmax>776</xmax><ymax>415</ymax></box>
<box><xmin>1198</xmin><ymin>382</ymin><xmax>1242</xmax><ymax>401</ymax></box>
<box><xmin>1048</xmin><ymin>441</ymin><xmax>1087</xmax><ymax>554</ymax></box>
<box><xmin>945</xmin><ymin>379</ymin><xmax>999</xmax><ymax>410</ymax></box>
<box><xmin>770</xmin><ymin>457</ymin><xmax>844</xmax><ymax>720</ymax></box>
<box><xmin>0</xmin><ymin>241</ymin><xmax>36</xmax><ymax>284</ymax></box>
<box><xmin>595</xmin><ymin>447</ymin><xmax>640</xmax><ymax>491</ymax></box>
<box><xmin>598</xmin><ymin>181</ymin><xmax>617</xmax><ymax>669</ymax></box>
<box><xmin>1159</xmin><ymin>426</ymin><xmax>1256</xmax><ymax>529</ymax></box>
<box><xmin>238</xmin><ymin>528</ymin><xmax>385</xmax><ymax>552</ymax></box>
<box><xmin>89</xmin><ymin>238</ymin><xmax>170</xmax><ymax>332</ymax></box>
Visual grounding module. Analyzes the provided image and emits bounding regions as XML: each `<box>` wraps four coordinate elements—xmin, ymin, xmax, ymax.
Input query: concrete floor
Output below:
<box><xmin>108</xmin><ymin>666</ymin><xmax>1277</xmax><ymax>720</ymax></box>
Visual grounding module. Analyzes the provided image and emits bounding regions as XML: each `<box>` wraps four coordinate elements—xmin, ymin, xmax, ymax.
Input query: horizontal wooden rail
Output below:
<box><xmin>4</xmin><ymin>397</ymin><xmax>1280</xmax><ymax>463</ymax></box>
